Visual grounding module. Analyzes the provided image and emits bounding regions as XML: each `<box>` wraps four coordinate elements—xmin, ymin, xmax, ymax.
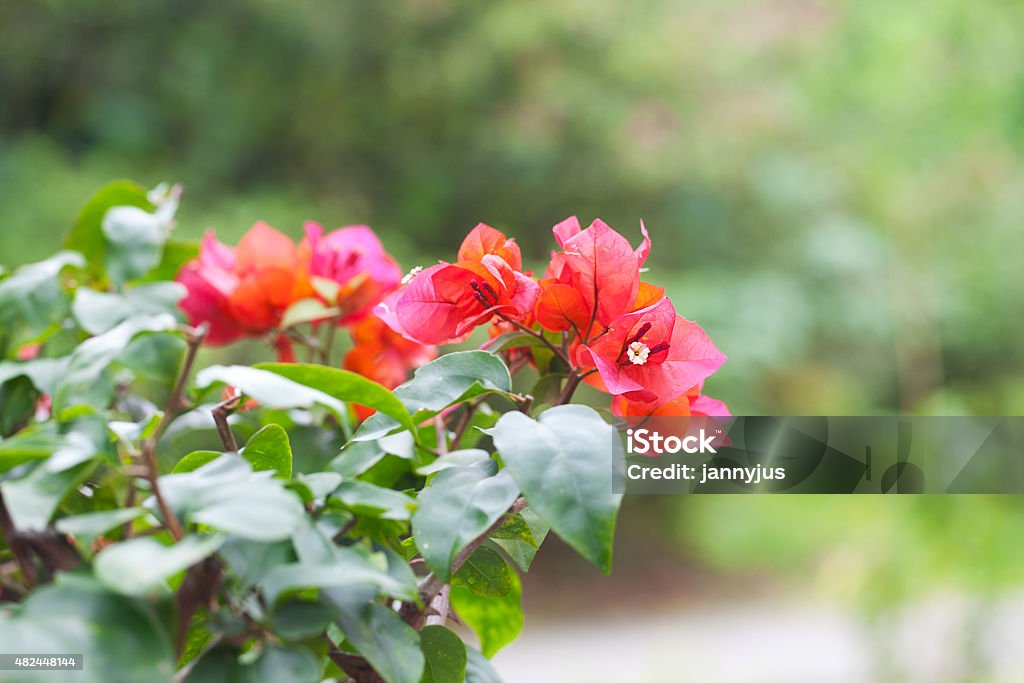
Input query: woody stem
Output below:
<box><xmin>493</xmin><ymin>312</ymin><xmax>571</xmax><ymax>367</ymax></box>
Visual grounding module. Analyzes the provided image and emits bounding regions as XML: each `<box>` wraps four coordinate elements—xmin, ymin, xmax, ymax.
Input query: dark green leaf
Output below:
<box><xmin>355</xmin><ymin>351</ymin><xmax>511</xmax><ymax>442</ymax></box>
<box><xmin>0</xmin><ymin>251</ymin><xmax>83</xmax><ymax>345</ymax></box>
<box><xmin>411</xmin><ymin>461</ymin><xmax>519</xmax><ymax>582</ymax></box>
<box><xmin>325</xmin><ymin>591</ymin><xmax>424</xmax><ymax>683</ymax></box>
<box><xmin>261</xmin><ymin>548</ymin><xmax>418</xmax><ymax>604</ymax></box>
<box><xmin>72</xmin><ymin>282</ymin><xmax>185</xmax><ymax>335</ymax></box>
<box><xmin>491</xmin><ymin>405</ymin><xmax>621</xmax><ymax>573</ymax></box>
<box><xmin>332</xmin><ymin>480</ymin><xmax>415</xmax><ymax>520</ymax></box>
<box><xmin>52</xmin><ymin>313</ymin><xmax>179</xmax><ymax>411</ymax></box>
<box><xmin>269</xmin><ymin>600</ymin><xmax>336</xmax><ymax>641</ymax></box>
<box><xmin>0</xmin><ymin>459</ymin><xmax>97</xmax><ymax>531</ymax></box>
<box><xmin>158</xmin><ymin>455</ymin><xmax>305</xmax><ymax>541</ymax></box>
<box><xmin>453</xmin><ymin>545</ymin><xmax>512</xmax><ymax>597</ymax></box>
<box><xmin>490</xmin><ymin>513</ymin><xmax>536</xmax><ymax>545</ymax></box>
<box><xmin>328</xmin><ymin>432</ymin><xmax>415</xmax><ymax>479</ymax></box>
<box><xmin>0</xmin><ymin>574</ymin><xmax>174</xmax><ymax>683</ymax></box>
<box><xmin>56</xmin><ymin>507</ymin><xmax>147</xmax><ymax>541</ymax></box>
<box><xmin>94</xmin><ymin>535</ymin><xmax>224</xmax><ymax>596</ymax></box>
<box><xmin>490</xmin><ymin>507</ymin><xmax>550</xmax><ymax>572</ymax></box>
<box><xmin>419</xmin><ymin>625</ymin><xmax>466</xmax><ymax>683</ymax></box>
<box><xmin>250</xmin><ymin>646</ymin><xmax>321</xmax><ymax>683</ymax></box>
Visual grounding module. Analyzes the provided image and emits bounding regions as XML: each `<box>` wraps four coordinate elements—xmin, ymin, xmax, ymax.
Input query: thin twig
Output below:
<box><xmin>211</xmin><ymin>394</ymin><xmax>241</xmax><ymax>453</ymax></box>
<box><xmin>556</xmin><ymin>370</ymin><xmax>583</xmax><ymax>406</ymax></box>
<box><xmin>327</xmin><ymin>647</ymin><xmax>385</xmax><ymax>683</ymax></box>
<box><xmin>493</xmin><ymin>311</ymin><xmax>572</xmax><ymax>367</ymax></box>
<box><xmin>448</xmin><ymin>401</ymin><xmax>480</xmax><ymax>451</ymax></box>
<box><xmin>138</xmin><ymin>323</ymin><xmax>208</xmax><ymax>541</ymax></box>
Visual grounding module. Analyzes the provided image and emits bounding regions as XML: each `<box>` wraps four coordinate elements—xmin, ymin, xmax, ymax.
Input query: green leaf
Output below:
<box><xmin>158</xmin><ymin>455</ymin><xmax>305</xmax><ymax>542</ymax></box>
<box><xmin>355</xmin><ymin>351</ymin><xmax>511</xmax><ymax>441</ymax></box>
<box><xmin>485</xmin><ymin>330</ymin><xmax>552</xmax><ymax>354</ymax></box>
<box><xmin>64</xmin><ymin>180</ymin><xmax>153</xmax><ymax>270</ymax></box>
<box><xmin>243</xmin><ymin>424</ymin><xmax>293</xmax><ymax>478</ymax></box>
<box><xmin>0</xmin><ymin>251</ymin><xmax>83</xmax><ymax>345</ymax></box>
<box><xmin>250</xmin><ymin>646</ymin><xmax>321</xmax><ymax>683</ymax></box>
<box><xmin>72</xmin><ymin>282</ymin><xmax>185</xmax><ymax>335</ymax></box>
<box><xmin>491</xmin><ymin>405</ymin><xmax>621</xmax><ymax>573</ymax></box>
<box><xmin>328</xmin><ymin>432</ymin><xmax>415</xmax><ymax>479</ymax></box>
<box><xmin>419</xmin><ymin>625</ymin><xmax>466</xmax><ymax>683</ymax></box>
<box><xmin>325</xmin><ymin>591</ymin><xmax>425</xmax><ymax>683</ymax></box>
<box><xmin>52</xmin><ymin>313</ymin><xmax>179</xmax><ymax>411</ymax></box>
<box><xmin>102</xmin><ymin>200</ymin><xmax>177</xmax><ymax>286</ymax></box>
<box><xmin>255</xmin><ymin>362</ymin><xmax>414</xmax><ymax>432</ymax></box>
<box><xmin>0</xmin><ymin>424</ymin><xmax>76</xmax><ymax>473</ymax></box>
<box><xmin>56</xmin><ymin>507</ymin><xmax>147</xmax><ymax>539</ymax></box>
<box><xmin>261</xmin><ymin>551</ymin><xmax>418</xmax><ymax>604</ymax></box>
<box><xmin>490</xmin><ymin>507</ymin><xmax>550</xmax><ymax>572</ymax></box>
<box><xmin>269</xmin><ymin>600</ymin><xmax>336</xmax><ymax>641</ymax></box>
<box><xmin>94</xmin><ymin>535</ymin><xmax>224</xmax><ymax>597</ymax></box>
<box><xmin>415</xmin><ymin>449</ymin><xmax>490</xmax><ymax>476</ymax></box>
<box><xmin>451</xmin><ymin>569</ymin><xmax>523</xmax><ymax>658</ymax></box>
<box><xmin>465</xmin><ymin>647</ymin><xmax>503</xmax><ymax>683</ymax></box>
<box><xmin>0</xmin><ymin>575</ymin><xmax>175</xmax><ymax>683</ymax></box>
<box><xmin>331</xmin><ymin>480</ymin><xmax>415</xmax><ymax>520</ymax></box>
<box><xmin>453</xmin><ymin>545</ymin><xmax>513</xmax><ymax>597</ymax></box>
<box><xmin>195</xmin><ymin>364</ymin><xmax>347</xmax><ymax>416</ymax></box>
<box><xmin>490</xmin><ymin>513</ymin><xmax>536</xmax><ymax>545</ymax></box>
<box><xmin>172</xmin><ymin>450</ymin><xmax>223</xmax><ymax>473</ymax></box>
<box><xmin>0</xmin><ymin>459</ymin><xmax>97</xmax><ymax>531</ymax></box>
<box><xmin>411</xmin><ymin>461</ymin><xmax>519</xmax><ymax>582</ymax></box>
<box><xmin>190</xmin><ymin>645</ymin><xmax>246</xmax><ymax>683</ymax></box>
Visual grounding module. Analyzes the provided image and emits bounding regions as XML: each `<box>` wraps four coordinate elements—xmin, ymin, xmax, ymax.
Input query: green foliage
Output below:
<box><xmin>451</xmin><ymin>569</ymin><xmax>524</xmax><ymax>658</ymax></box>
<box><xmin>412</xmin><ymin>461</ymin><xmax>519</xmax><ymax>582</ymax></box>
<box><xmin>242</xmin><ymin>425</ymin><xmax>293</xmax><ymax>479</ymax></box>
<box><xmin>0</xmin><ymin>183</ymin><xmax>626</xmax><ymax>683</ymax></box>
<box><xmin>492</xmin><ymin>405</ymin><xmax>622</xmax><ymax>573</ymax></box>
<box><xmin>419</xmin><ymin>625</ymin><xmax>467</xmax><ymax>683</ymax></box>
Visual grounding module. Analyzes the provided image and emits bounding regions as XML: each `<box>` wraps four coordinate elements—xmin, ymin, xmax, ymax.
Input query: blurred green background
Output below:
<box><xmin>3</xmin><ymin>2</ymin><xmax>1024</xmax><ymax>680</ymax></box>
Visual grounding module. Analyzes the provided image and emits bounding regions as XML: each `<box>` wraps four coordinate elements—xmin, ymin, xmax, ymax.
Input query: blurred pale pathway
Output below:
<box><xmin>493</xmin><ymin>594</ymin><xmax>1024</xmax><ymax>683</ymax></box>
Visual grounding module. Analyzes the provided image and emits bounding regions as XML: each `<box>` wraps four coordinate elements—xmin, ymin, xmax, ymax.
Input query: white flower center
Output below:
<box><xmin>627</xmin><ymin>341</ymin><xmax>650</xmax><ymax>365</ymax></box>
<box><xmin>401</xmin><ymin>266</ymin><xmax>423</xmax><ymax>285</ymax></box>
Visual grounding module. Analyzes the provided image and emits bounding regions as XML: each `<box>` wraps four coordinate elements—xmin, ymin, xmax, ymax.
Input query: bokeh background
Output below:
<box><xmin>3</xmin><ymin>1</ymin><xmax>1024</xmax><ymax>681</ymax></box>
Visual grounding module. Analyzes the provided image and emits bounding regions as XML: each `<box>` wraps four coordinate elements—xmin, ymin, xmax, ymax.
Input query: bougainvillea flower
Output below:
<box><xmin>375</xmin><ymin>226</ymin><xmax>538</xmax><ymax>345</ymax></box>
<box><xmin>611</xmin><ymin>384</ymin><xmax>731</xmax><ymax>419</ymax></box>
<box><xmin>534</xmin><ymin>280</ymin><xmax>590</xmax><ymax>334</ymax></box>
<box><xmin>577</xmin><ymin>297</ymin><xmax>727</xmax><ymax>404</ymax></box>
<box><xmin>457</xmin><ymin>223</ymin><xmax>522</xmax><ymax>271</ymax></box>
<box><xmin>177</xmin><ymin>222</ymin><xmax>310</xmax><ymax>343</ymax></box>
<box><xmin>541</xmin><ymin>217</ymin><xmax>650</xmax><ymax>330</ymax></box>
<box><xmin>299</xmin><ymin>222</ymin><xmax>401</xmax><ymax>323</ymax></box>
<box><xmin>344</xmin><ymin>316</ymin><xmax>437</xmax><ymax>418</ymax></box>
